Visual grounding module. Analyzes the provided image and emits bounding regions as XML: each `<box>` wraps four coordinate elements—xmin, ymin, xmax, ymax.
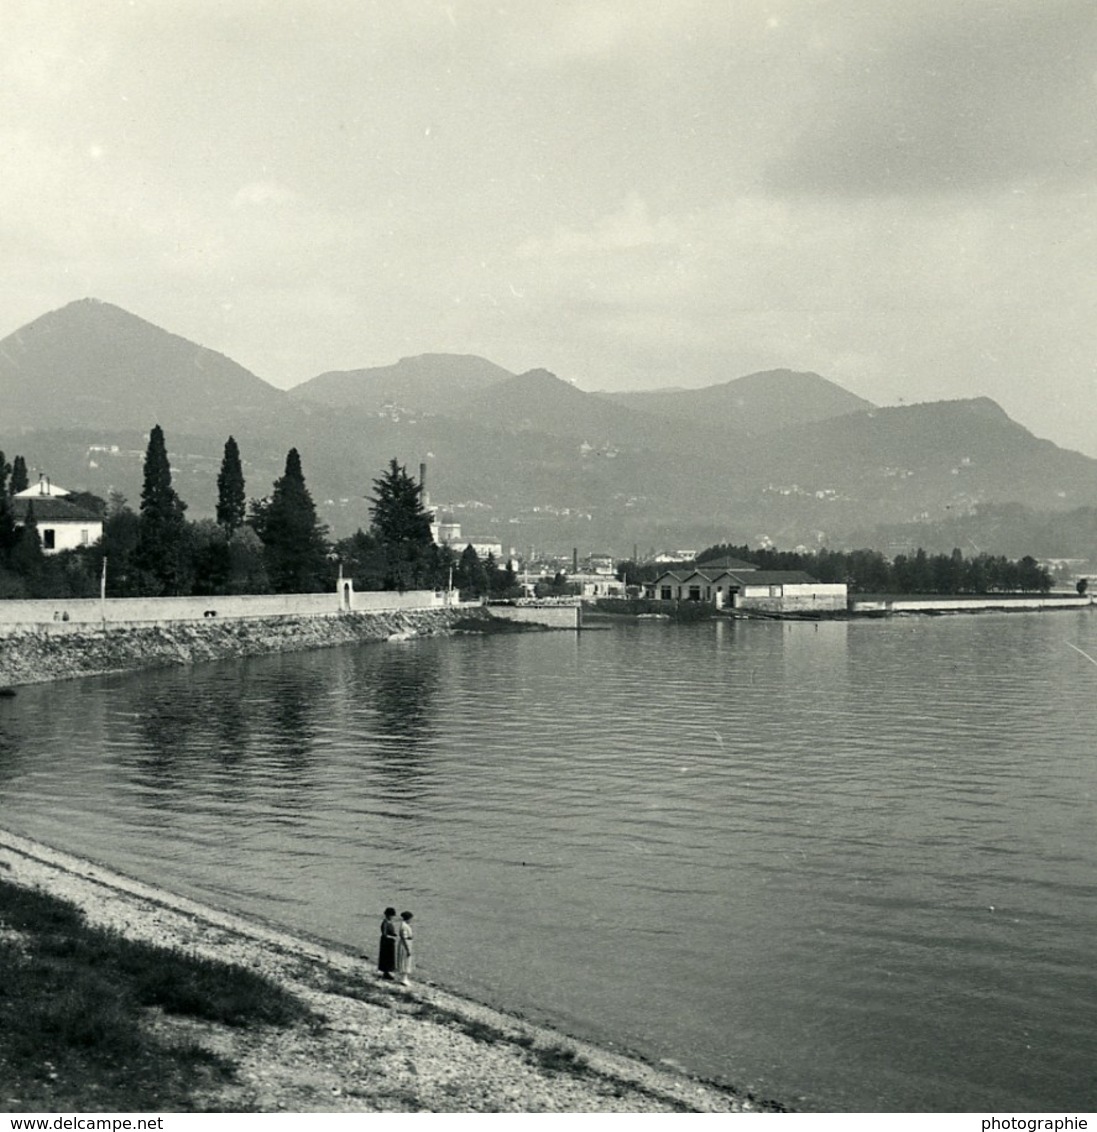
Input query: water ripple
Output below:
<box><xmin>0</xmin><ymin>616</ymin><xmax>1095</xmax><ymax>1111</ymax></box>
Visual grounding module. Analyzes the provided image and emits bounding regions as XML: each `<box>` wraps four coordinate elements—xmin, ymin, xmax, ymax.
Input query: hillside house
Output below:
<box><xmin>12</xmin><ymin>478</ymin><xmax>103</xmax><ymax>554</ymax></box>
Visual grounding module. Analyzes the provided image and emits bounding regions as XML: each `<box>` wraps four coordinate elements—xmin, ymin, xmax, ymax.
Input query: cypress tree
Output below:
<box><xmin>10</xmin><ymin>499</ymin><xmax>43</xmax><ymax>585</ymax></box>
<box><xmin>259</xmin><ymin>448</ymin><xmax>329</xmax><ymax>592</ymax></box>
<box><xmin>216</xmin><ymin>435</ymin><xmax>247</xmax><ymax>534</ymax></box>
<box><xmin>9</xmin><ymin>456</ymin><xmax>28</xmax><ymax>495</ymax></box>
<box><xmin>0</xmin><ymin>452</ymin><xmax>16</xmax><ymax>562</ymax></box>
<box><xmin>135</xmin><ymin>424</ymin><xmax>189</xmax><ymax>594</ymax></box>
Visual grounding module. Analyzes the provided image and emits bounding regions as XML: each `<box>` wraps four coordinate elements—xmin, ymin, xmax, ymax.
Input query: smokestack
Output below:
<box><xmin>419</xmin><ymin>462</ymin><xmax>428</xmax><ymax>508</ymax></box>
<box><xmin>573</xmin><ymin>547</ymin><xmax>578</xmax><ymax>574</ymax></box>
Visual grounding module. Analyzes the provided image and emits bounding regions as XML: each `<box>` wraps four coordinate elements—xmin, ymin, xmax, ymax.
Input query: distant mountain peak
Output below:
<box><xmin>515</xmin><ymin>368</ymin><xmax>573</xmax><ymax>387</ymax></box>
<box><xmin>394</xmin><ymin>352</ymin><xmax>496</xmax><ymax>367</ymax></box>
<box><xmin>0</xmin><ymin>297</ymin><xmax>283</xmax><ymax>433</ymax></box>
<box><xmin>47</xmin><ymin>297</ymin><xmax>153</xmax><ymax>322</ymax></box>
<box><xmin>597</xmin><ymin>367</ymin><xmax>874</xmax><ymax>434</ymax></box>
<box><xmin>290</xmin><ymin>352</ymin><xmax>515</xmax><ymax>412</ymax></box>
<box><xmin>889</xmin><ymin>396</ymin><xmax>1013</xmax><ymax>422</ymax></box>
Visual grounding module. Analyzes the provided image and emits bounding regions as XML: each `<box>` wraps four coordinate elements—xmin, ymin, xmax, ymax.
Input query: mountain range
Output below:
<box><xmin>1</xmin><ymin>298</ymin><xmax>1095</xmax><ymax>560</ymax></box>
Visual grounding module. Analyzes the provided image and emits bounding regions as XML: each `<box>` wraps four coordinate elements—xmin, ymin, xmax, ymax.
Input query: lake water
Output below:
<box><xmin>1</xmin><ymin>613</ymin><xmax>1096</xmax><ymax>1112</ymax></box>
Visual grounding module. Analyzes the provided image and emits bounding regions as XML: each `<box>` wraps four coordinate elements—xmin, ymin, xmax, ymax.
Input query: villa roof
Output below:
<box><xmin>653</xmin><ymin>567</ymin><xmax>750</xmax><ymax>582</ymax></box>
<box><xmin>12</xmin><ymin>497</ymin><xmax>103</xmax><ymax>524</ymax></box>
<box><xmin>651</xmin><ymin>567</ymin><xmax>820</xmax><ymax>586</ymax></box>
<box><xmin>730</xmin><ymin>570</ymin><xmax>818</xmax><ymax>585</ymax></box>
<box><xmin>14</xmin><ymin>479</ymin><xmax>70</xmax><ymax>498</ymax></box>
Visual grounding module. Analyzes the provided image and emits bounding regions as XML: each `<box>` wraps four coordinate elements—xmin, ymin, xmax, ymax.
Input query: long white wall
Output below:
<box><xmin>850</xmin><ymin>594</ymin><xmax>1093</xmax><ymax>614</ymax></box>
<box><xmin>736</xmin><ymin>583</ymin><xmax>849</xmax><ymax>613</ymax></box>
<box><xmin>0</xmin><ymin>589</ymin><xmax>443</xmax><ymax>630</ymax></box>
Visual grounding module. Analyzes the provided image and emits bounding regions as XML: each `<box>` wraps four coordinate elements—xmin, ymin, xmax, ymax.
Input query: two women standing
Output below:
<box><xmin>378</xmin><ymin>907</ymin><xmax>414</xmax><ymax>985</ymax></box>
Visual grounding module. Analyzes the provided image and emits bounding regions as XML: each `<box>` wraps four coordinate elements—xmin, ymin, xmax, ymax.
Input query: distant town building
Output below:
<box><xmin>421</xmin><ymin>462</ymin><xmax>503</xmax><ymax>560</ymax></box>
<box><xmin>647</xmin><ymin>565</ymin><xmax>847</xmax><ymax>613</ymax></box>
<box><xmin>568</xmin><ymin>572</ymin><xmax>626</xmax><ymax>598</ymax></box>
<box><xmin>463</xmin><ymin>537</ymin><xmax>504</xmax><ymax>560</ymax></box>
<box><xmin>583</xmin><ymin>554</ymin><xmax>617</xmax><ymax>575</ymax></box>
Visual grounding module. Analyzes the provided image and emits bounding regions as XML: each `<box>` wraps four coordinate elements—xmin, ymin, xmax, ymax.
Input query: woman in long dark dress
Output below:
<box><xmin>378</xmin><ymin>907</ymin><xmax>398</xmax><ymax>979</ymax></box>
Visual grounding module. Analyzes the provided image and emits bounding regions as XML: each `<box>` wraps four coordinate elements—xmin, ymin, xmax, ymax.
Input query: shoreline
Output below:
<box><xmin>0</xmin><ymin>607</ymin><xmax>494</xmax><ymax>689</ymax></box>
<box><xmin>0</xmin><ymin>828</ymin><xmax>777</xmax><ymax>1113</ymax></box>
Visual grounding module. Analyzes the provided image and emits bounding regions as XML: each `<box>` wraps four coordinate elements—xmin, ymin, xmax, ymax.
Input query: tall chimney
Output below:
<box><xmin>573</xmin><ymin>547</ymin><xmax>578</xmax><ymax>574</ymax></box>
<box><xmin>419</xmin><ymin>462</ymin><xmax>428</xmax><ymax>509</ymax></box>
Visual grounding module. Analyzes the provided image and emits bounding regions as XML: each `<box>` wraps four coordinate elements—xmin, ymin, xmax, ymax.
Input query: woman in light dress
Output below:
<box><xmin>395</xmin><ymin>910</ymin><xmax>414</xmax><ymax>985</ymax></box>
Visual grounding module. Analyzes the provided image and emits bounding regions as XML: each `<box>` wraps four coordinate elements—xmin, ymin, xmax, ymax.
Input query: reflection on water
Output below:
<box><xmin>1</xmin><ymin>616</ymin><xmax>1096</xmax><ymax>1112</ymax></box>
<box><xmin>361</xmin><ymin>646</ymin><xmax>440</xmax><ymax>804</ymax></box>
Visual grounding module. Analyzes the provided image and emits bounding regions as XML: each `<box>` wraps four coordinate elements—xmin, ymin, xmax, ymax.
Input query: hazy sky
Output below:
<box><xmin>4</xmin><ymin>1</ymin><xmax>1096</xmax><ymax>451</ymax></box>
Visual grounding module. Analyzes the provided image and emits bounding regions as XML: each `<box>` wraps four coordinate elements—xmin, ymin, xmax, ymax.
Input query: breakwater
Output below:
<box><xmin>0</xmin><ymin>606</ymin><xmax>492</xmax><ymax>687</ymax></box>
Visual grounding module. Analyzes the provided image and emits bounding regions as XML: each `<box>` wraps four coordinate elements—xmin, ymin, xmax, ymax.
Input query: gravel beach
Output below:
<box><xmin>0</xmin><ymin>829</ymin><xmax>768</xmax><ymax>1113</ymax></box>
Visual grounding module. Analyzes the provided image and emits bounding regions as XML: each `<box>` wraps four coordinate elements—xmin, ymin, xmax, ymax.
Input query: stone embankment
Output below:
<box><xmin>0</xmin><ymin>607</ymin><xmax>491</xmax><ymax>687</ymax></box>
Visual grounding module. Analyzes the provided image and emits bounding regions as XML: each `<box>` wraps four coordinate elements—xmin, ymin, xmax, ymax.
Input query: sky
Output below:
<box><xmin>3</xmin><ymin>1</ymin><xmax>1096</xmax><ymax>452</ymax></box>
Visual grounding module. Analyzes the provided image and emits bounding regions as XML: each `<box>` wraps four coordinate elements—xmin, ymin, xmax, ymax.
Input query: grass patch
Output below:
<box><xmin>410</xmin><ymin>1001</ymin><xmax>526</xmax><ymax>1048</ymax></box>
<box><xmin>317</xmin><ymin>966</ymin><xmax>411</xmax><ymax>1010</ymax></box>
<box><xmin>532</xmin><ymin>1042</ymin><xmax>589</xmax><ymax>1075</ymax></box>
<box><xmin>409</xmin><ymin>1001</ymin><xmax>594</xmax><ymax>1078</ymax></box>
<box><xmin>0</xmin><ymin>878</ymin><xmax>312</xmax><ymax>1111</ymax></box>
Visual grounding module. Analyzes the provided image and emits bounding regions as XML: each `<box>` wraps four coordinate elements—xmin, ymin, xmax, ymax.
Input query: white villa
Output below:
<box><xmin>12</xmin><ymin>477</ymin><xmax>104</xmax><ymax>554</ymax></box>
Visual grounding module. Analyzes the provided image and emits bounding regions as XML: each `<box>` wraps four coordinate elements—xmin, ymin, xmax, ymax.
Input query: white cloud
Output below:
<box><xmin>517</xmin><ymin>195</ymin><xmax>682</xmax><ymax>258</ymax></box>
<box><xmin>232</xmin><ymin>181</ymin><xmax>299</xmax><ymax>209</ymax></box>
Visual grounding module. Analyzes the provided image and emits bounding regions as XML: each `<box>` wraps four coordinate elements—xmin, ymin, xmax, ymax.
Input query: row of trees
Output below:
<box><xmin>614</xmin><ymin>544</ymin><xmax>1055</xmax><ymax>595</ymax></box>
<box><xmin>687</xmin><ymin>543</ymin><xmax>1054</xmax><ymax>594</ymax></box>
<box><xmin>0</xmin><ymin>429</ymin><xmax>520</xmax><ymax>600</ymax></box>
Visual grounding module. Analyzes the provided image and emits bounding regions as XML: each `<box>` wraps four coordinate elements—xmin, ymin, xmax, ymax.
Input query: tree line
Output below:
<box><xmin>0</xmin><ymin>429</ymin><xmax>521</xmax><ymax>601</ymax></box>
<box><xmin>614</xmin><ymin>543</ymin><xmax>1056</xmax><ymax>594</ymax></box>
<box><xmin>694</xmin><ymin>543</ymin><xmax>1054</xmax><ymax>594</ymax></box>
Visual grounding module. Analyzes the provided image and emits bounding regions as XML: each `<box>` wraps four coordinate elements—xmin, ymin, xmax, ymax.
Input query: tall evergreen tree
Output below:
<box><xmin>216</xmin><ymin>435</ymin><xmax>246</xmax><ymax>534</ymax></box>
<box><xmin>9</xmin><ymin>455</ymin><xmax>28</xmax><ymax>495</ymax></box>
<box><xmin>456</xmin><ymin>543</ymin><xmax>487</xmax><ymax>597</ymax></box>
<box><xmin>135</xmin><ymin>424</ymin><xmax>189</xmax><ymax>594</ymax></box>
<box><xmin>332</xmin><ymin>528</ymin><xmax>388</xmax><ymax>591</ymax></box>
<box><xmin>10</xmin><ymin>500</ymin><xmax>43</xmax><ymax>585</ymax></box>
<box><xmin>0</xmin><ymin>452</ymin><xmax>16</xmax><ymax>562</ymax></box>
<box><xmin>368</xmin><ymin>459</ymin><xmax>435</xmax><ymax>590</ymax></box>
<box><xmin>101</xmin><ymin>494</ymin><xmax>140</xmax><ymax>597</ymax></box>
<box><xmin>258</xmin><ymin>447</ymin><xmax>330</xmax><ymax>592</ymax></box>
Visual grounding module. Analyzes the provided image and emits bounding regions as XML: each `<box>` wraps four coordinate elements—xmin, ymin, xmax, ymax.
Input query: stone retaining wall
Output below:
<box><xmin>0</xmin><ymin>607</ymin><xmax>490</xmax><ymax>687</ymax></box>
<box><xmin>485</xmin><ymin>603</ymin><xmax>581</xmax><ymax>629</ymax></box>
<box><xmin>0</xmin><ymin>589</ymin><xmax>444</xmax><ymax>627</ymax></box>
